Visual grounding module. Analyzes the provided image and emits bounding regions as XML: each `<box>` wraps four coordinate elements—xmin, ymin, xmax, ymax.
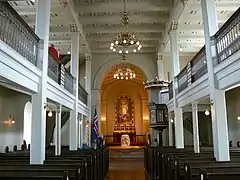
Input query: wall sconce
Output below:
<box><xmin>237</xmin><ymin>116</ymin><xmax>240</xmax><ymax>121</ymax></box>
<box><xmin>205</xmin><ymin>109</ymin><xmax>210</xmax><ymax>116</ymax></box>
<box><xmin>3</xmin><ymin>115</ymin><xmax>15</xmax><ymax>125</ymax></box>
<box><xmin>48</xmin><ymin>111</ymin><xmax>53</xmax><ymax>117</ymax></box>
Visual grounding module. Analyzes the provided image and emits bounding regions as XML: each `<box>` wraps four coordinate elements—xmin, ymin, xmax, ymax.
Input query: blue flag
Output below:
<box><xmin>93</xmin><ymin>108</ymin><xmax>99</xmax><ymax>141</ymax></box>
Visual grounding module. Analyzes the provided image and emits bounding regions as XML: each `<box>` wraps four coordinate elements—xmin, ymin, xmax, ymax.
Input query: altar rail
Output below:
<box><xmin>104</xmin><ymin>135</ymin><xmax>147</xmax><ymax>146</ymax></box>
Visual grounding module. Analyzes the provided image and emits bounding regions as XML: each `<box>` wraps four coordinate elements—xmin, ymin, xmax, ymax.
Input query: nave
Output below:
<box><xmin>2</xmin><ymin>144</ymin><xmax>240</xmax><ymax>180</ymax></box>
<box><xmin>107</xmin><ymin>146</ymin><xmax>146</xmax><ymax>180</ymax></box>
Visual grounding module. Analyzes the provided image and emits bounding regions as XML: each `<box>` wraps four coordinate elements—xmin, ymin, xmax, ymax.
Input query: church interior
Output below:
<box><xmin>0</xmin><ymin>0</ymin><xmax>239</xmax><ymax>180</ymax></box>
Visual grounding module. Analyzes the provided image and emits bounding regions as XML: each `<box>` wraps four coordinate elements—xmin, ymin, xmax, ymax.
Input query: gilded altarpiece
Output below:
<box><xmin>113</xmin><ymin>96</ymin><xmax>136</xmax><ymax>143</ymax></box>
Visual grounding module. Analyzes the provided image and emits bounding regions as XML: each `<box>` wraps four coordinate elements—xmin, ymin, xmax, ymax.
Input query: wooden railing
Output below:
<box><xmin>104</xmin><ymin>135</ymin><xmax>147</xmax><ymax>146</ymax></box>
<box><xmin>0</xmin><ymin>2</ymin><xmax>88</xmax><ymax>104</ymax></box>
<box><xmin>168</xmin><ymin>81</ymin><xmax>173</xmax><ymax>100</ymax></box>
<box><xmin>175</xmin><ymin>7</ymin><xmax>240</xmax><ymax>95</ymax></box>
<box><xmin>78</xmin><ymin>83</ymin><xmax>88</xmax><ymax>105</ymax></box>
<box><xmin>215</xmin><ymin>7</ymin><xmax>240</xmax><ymax>64</ymax></box>
<box><xmin>0</xmin><ymin>2</ymin><xmax>40</xmax><ymax>67</ymax></box>
<box><xmin>48</xmin><ymin>54</ymin><xmax>74</xmax><ymax>94</ymax></box>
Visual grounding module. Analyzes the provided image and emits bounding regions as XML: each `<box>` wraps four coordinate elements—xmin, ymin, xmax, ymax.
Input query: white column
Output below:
<box><xmin>78</xmin><ymin>114</ymin><xmax>83</xmax><ymax>147</ymax></box>
<box><xmin>169</xmin><ymin>21</ymin><xmax>184</xmax><ymax>148</ymax></box>
<box><xmin>30</xmin><ymin>0</ymin><xmax>51</xmax><ymax>164</ymax></box>
<box><xmin>85</xmin><ymin>55</ymin><xmax>92</xmax><ymax>145</ymax></box>
<box><xmin>201</xmin><ymin>0</ymin><xmax>229</xmax><ymax>161</ymax></box>
<box><xmin>174</xmin><ymin>108</ymin><xmax>184</xmax><ymax>148</ymax></box>
<box><xmin>55</xmin><ymin>105</ymin><xmax>62</xmax><ymax>155</ymax></box>
<box><xmin>69</xmin><ymin>33</ymin><xmax>80</xmax><ymax>150</ymax></box>
<box><xmin>168</xmin><ymin>112</ymin><xmax>173</xmax><ymax>146</ymax></box>
<box><xmin>192</xmin><ymin>102</ymin><xmax>200</xmax><ymax>153</ymax></box>
<box><xmin>157</xmin><ymin>53</ymin><xmax>164</xmax><ymax>80</ymax></box>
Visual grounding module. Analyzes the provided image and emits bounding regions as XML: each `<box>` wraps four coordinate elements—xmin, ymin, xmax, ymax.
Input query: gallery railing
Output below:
<box><xmin>191</xmin><ymin>46</ymin><xmax>207</xmax><ymax>83</ymax></box>
<box><xmin>215</xmin><ymin>7</ymin><xmax>240</xmax><ymax>64</ymax></box>
<box><xmin>78</xmin><ymin>83</ymin><xmax>88</xmax><ymax>105</ymax></box>
<box><xmin>0</xmin><ymin>2</ymin><xmax>40</xmax><ymax>67</ymax></box>
<box><xmin>48</xmin><ymin>54</ymin><xmax>59</xmax><ymax>83</ymax></box>
<box><xmin>48</xmin><ymin>54</ymin><xmax>75</xmax><ymax>95</ymax></box>
<box><xmin>177</xmin><ymin>66</ymin><xmax>188</xmax><ymax>93</ymax></box>
<box><xmin>168</xmin><ymin>81</ymin><xmax>173</xmax><ymax>100</ymax></box>
<box><xmin>175</xmin><ymin>7</ymin><xmax>240</xmax><ymax>95</ymax></box>
<box><xmin>64</xmin><ymin>71</ymin><xmax>74</xmax><ymax>94</ymax></box>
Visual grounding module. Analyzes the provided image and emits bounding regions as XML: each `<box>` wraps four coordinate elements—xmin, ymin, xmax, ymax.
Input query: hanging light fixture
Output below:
<box><xmin>109</xmin><ymin>0</ymin><xmax>142</xmax><ymax>55</ymax></box>
<box><xmin>113</xmin><ymin>54</ymin><xmax>136</xmax><ymax>80</ymax></box>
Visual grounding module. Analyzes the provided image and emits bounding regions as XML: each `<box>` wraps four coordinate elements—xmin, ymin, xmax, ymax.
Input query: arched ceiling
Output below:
<box><xmin>101</xmin><ymin>62</ymin><xmax>147</xmax><ymax>91</ymax></box>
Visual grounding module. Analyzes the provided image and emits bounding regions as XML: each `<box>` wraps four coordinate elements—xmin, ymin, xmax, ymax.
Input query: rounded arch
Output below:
<box><xmin>93</xmin><ymin>57</ymin><xmax>154</xmax><ymax>89</ymax></box>
<box><xmin>100</xmin><ymin>61</ymin><xmax>150</xmax><ymax>137</ymax></box>
<box><xmin>23</xmin><ymin>101</ymin><xmax>32</xmax><ymax>145</ymax></box>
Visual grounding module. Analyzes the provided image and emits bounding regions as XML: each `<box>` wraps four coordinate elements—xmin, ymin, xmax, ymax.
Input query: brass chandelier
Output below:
<box><xmin>109</xmin><ymin>0</ymin><xmax>142</xmax><ymax>54</ymax></box>
<box><xmin>113</xmin><ymin>54</ymin><xmax>136</xmax><ymax>80</ymax></box>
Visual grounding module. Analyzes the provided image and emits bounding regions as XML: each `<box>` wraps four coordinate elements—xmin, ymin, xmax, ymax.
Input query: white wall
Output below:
<box><xmin>0</xmin><ymin>86</ymin><xmax>30</xmax><ymax>152</ymax></box>
<box><xmin>90</xmin><ymin>53</ymin><xmax>157</xmax><ymax>89</ymax></box>
<box><xmin>226</xmin><ymin>87</ymin><xmax>240</xmax><ymax>147</ymax></box>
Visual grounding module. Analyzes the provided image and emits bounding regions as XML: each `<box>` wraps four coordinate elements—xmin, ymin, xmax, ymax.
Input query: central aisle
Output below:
<box><xmin>107</xmin><ymin>146</ymin><xmax>146</xmax><ymax>180</ymax></box>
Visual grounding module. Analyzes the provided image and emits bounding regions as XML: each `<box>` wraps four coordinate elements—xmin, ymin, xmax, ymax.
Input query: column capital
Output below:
<box><xmin>168</xmin><ymin>21</ymin><xmax>178</xmax><ymax>34</ymax></box>
<box><xmin>192</xmin><ymin>102</ymin><xmax>198</xmax><ymax>111</ymax></box>
<box><xmin>85</xmin><ymin>54</ymin><xmax>92</xmax><ymax>62</ymax></box>
<box><xmin>56</xmin><ymin>104</ymin><xmax>62</xmax><ymax>113</ymax></box>
<box><xmin>157</xmin><ymin>53</ymin><xmax>164</xmax><ymax>62</ymax></box>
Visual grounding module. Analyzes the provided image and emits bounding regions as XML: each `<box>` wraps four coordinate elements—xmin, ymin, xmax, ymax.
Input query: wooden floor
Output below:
<box><xmin>107</xmin><ymin>170</ymin><xmax>146</xmax><ymax>180</ymax></box>
<box><xmin>107</xmin><ymin>146</ymin><xmax>146</xmax><ymax>180</ymax></box>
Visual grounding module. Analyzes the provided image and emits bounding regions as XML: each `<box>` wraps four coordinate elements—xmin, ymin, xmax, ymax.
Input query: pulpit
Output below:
<box><xmin>149</xmin><ymin>102</ymin><xmax>168</xmax><ymax>146</ymax></box>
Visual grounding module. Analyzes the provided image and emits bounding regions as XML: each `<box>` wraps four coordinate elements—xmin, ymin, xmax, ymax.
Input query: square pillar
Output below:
<box><xmin>55</xmin><ymin>105</ymin><xmax>62</xmax><ymax>155</ymax></box>
<box><xmin>85</xmin><ymin>55</ymin><xmax>92</xmax><ymax>146</ymax></box>
<box><xmin>69</xmin><ymin>33</ymin><xmax>80</xmax><ymax>150</ymax></box>
<box><xmin>174</xmin><ymin>108</ymin><xmax>184</xmax><ymax>148</ymax></box>
<box><xmin>168</xmin><ymin>112</ymin><xmax>173</xmax><ymax>146</ymax></box>
<box><xmin>30</xmin><ymin>0</ymin><xmax>51</xmax><ymax>164</ymax></box>
<box><xmin>192</xmin><ymin>102</ymin><xmax>200</xmax><ymax>153</ymax></box>
<box><xmin>201</xmin><ymin>0</ymin><xmax>229</xmax><ymax>161</ymax></box>
<box><xmin>169</xmin><ymin>21</ymin><xmax>184</xmax><ymax>148</ymax></box>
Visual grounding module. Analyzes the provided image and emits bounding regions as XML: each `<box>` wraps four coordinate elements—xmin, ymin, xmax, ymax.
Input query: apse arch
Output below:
<box><xmin>23</xmin><ymin>101</ymin><xmax>32</xmax><ymax>145</ymax></box>
<box><xmin>100</xmin><ymin>62</ymin><xmax>150</xmax><ymax>137</ymax></box>
<box><xmin>93</xmin><ymin>57</ymin><xmax>154</xmax><ymax>89</ymax></box>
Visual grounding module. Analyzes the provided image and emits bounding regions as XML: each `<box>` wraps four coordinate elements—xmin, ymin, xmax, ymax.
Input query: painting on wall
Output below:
<box><xmin>114</xmin><ymin>96</ymin><xmax>134</xmax><ymax>125</ymax></box>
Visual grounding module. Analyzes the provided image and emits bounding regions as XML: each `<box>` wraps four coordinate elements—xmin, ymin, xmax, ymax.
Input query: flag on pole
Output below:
<box><xmin>93</xmin><ymin>108</ymin><xmax>99</xmax><ymax>141</ymax></box>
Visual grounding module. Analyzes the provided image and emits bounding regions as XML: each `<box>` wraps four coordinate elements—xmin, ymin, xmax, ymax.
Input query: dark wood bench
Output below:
<box><xmin>199</xmin><ymin>167</ymin><xmax>240</xmax><ymax>180</ymax></box>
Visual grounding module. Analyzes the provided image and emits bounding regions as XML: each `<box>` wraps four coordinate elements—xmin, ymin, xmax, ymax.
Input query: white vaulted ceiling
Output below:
<box><xmin>8</xmin><ymin>0</ymin><xmax>239</xmax><ymax>58</ymax></box>
<box><xmin>9</xmin><ymin>0</ymin><xmax>172</xmax><ymax>55</ymax></box>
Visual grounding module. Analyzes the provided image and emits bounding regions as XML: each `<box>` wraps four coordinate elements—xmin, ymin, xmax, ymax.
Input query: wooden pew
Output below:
<box><xmin>184</xmin><ymin>162</ymin><xmax>240</xmax><ymax>180</ymax></box>
<box><xmin>0</xmin><ymin>146</ymin><xmax>109</xmax><ymax>180</ymax></box>
<box><xmin>199</xmin><ymin>168</ymin><xmax>240</xmax><ymax>180</ymax></box>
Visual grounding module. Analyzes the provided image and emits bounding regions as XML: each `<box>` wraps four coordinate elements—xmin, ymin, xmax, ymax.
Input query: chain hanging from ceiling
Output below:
<box><xmin>109</xmin><ymin>0</ymin><xmax>142</xmax><ymax>55</ymax></box>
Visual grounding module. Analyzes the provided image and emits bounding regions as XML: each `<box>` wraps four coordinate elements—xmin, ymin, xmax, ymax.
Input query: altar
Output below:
<box><xmin>121</xmin><ymin>134</ymin><xmax>130</xmax><ymax>146</ymax></box>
